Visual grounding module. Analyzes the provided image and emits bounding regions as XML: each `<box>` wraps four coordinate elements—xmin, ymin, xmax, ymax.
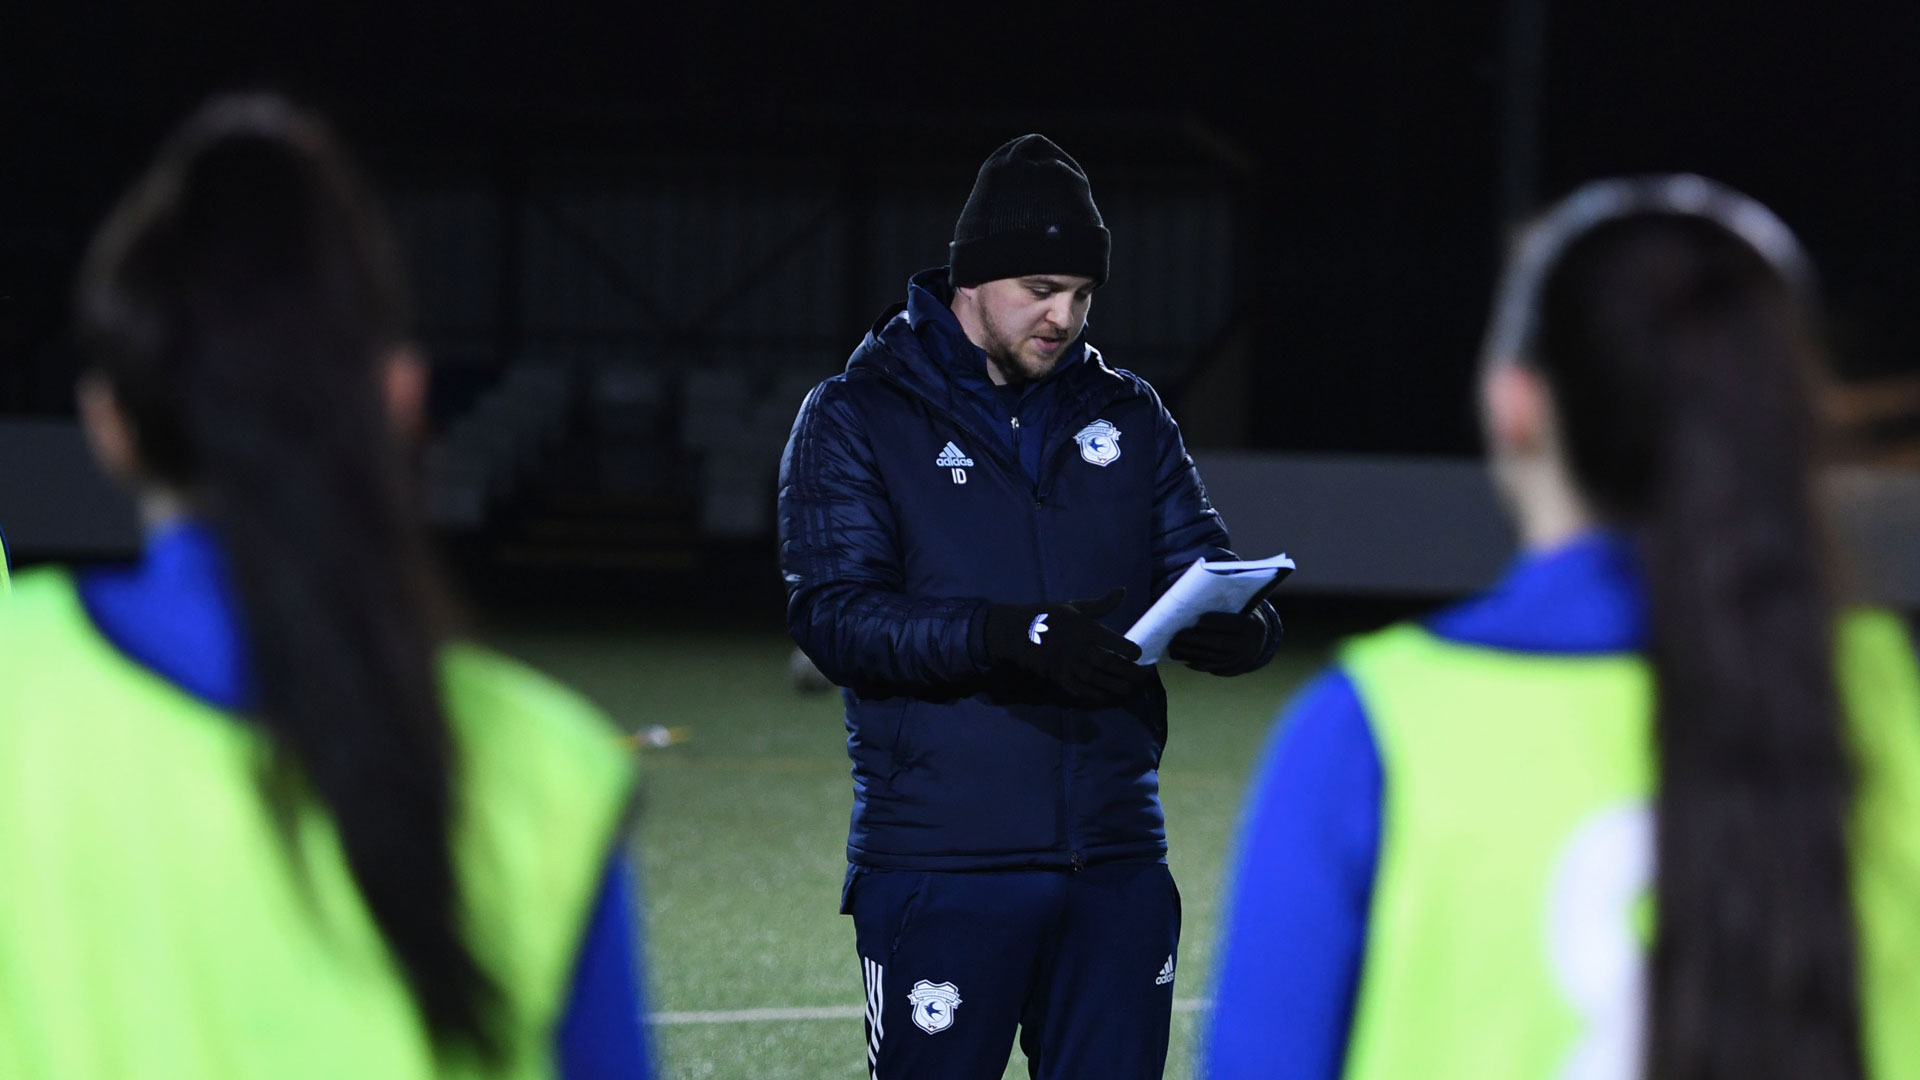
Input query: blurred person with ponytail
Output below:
<box><xmin>1207</xmin><ymin>176</ymin><xmax>1920</xmax><ymax>1079</ymax></box>
<box><xmin>0</xmin><ymin>95</ymin><xmax>652</xmax><ymax>1079</ymax></box>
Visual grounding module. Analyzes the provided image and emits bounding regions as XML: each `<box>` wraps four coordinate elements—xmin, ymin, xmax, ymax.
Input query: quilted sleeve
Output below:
<box><xmin>777</xmin><ymin>380</ymin><xmax>989</xmax><ymax>695</ymax></box>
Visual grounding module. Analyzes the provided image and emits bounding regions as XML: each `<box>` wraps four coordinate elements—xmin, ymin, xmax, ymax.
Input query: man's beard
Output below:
<box><xmin>985</xmin><ymin>341</ymin><xmax>1037</xmax><ymax>386</ymax></box>
<box><xmin>982</xmin><ymin>313</ymin><xmax>1057</xmax><ymax>386</ymax></box>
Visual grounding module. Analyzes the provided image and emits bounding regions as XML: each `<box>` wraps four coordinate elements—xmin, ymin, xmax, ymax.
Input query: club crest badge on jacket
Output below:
<box><xmin>1075</xmin><ymin>420</ymin><xmax>1122</xmax><ymax>467</ymax></box>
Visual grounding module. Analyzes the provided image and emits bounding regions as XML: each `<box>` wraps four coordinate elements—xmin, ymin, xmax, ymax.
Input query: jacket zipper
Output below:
<box><xmin>1024</xmin><ymin>430</ymin><xmax>1075</xmax><ymax>864</ymax></box>
<box><xmin>1000</xmin><ymin>406</ymin><xmax>1084</xmax><ymax>866</ymax></box>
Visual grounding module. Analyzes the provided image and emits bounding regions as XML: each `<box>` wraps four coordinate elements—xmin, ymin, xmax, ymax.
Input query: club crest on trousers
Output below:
<box><xmin>907</xmin><ymin>980</ymin><xmax>962</xmax><ymax>1034</ymax></box>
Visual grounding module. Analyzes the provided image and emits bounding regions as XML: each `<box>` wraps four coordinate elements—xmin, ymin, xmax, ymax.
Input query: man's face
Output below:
<box><xmin>965</xmin><ymin>274</ymin><xmax>1097</xmax><ymax>385</ymax></box>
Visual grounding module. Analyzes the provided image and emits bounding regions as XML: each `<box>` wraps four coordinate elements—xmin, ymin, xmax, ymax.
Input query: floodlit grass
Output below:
<box><xmin>491</xmin><ymin>622</ymin><xmax>1323</xmax><ymax>1080</ymax></box>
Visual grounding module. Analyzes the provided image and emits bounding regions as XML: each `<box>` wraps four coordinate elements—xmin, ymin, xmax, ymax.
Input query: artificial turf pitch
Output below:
<box><xmin>492</xmin><ymin>622</ymin><xmax>1322</xmax><ymax>1079</ymax></box>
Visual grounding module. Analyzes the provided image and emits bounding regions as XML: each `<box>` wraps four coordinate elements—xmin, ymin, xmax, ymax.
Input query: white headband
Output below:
<box><xmin>1481</xmin><ymin>174</ymin><xmax>1813</xmax><ymax>365</ymax></box>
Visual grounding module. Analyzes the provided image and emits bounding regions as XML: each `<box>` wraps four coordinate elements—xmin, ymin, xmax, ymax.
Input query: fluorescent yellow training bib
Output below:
<box><xmin>1337</xmin><ymin>611</ymin><xmax>1920</xmax><ymax>1080</ymax></box>
<box><xmin>0</xmin><ymin>569</ymin><xmax>636</xmax><ymax>1080</ymax></box>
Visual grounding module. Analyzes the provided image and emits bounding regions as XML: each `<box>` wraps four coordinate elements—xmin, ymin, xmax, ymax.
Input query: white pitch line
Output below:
<box><xmin>647</xmin><ymin>999</ymin><xmax>1211</xmax><ymax>1025</ymax></box>
<box><xmin>648</xmin><ymin>1005</ymin><xmax>863</xmax><ymax>1025</ymax></box>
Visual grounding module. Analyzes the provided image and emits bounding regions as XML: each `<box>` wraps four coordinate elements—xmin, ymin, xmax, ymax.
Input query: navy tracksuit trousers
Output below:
<box><xmin>846</xmin><ymin>862</ymin><xmax>1181</xmax><ymax>1079</ymax></box>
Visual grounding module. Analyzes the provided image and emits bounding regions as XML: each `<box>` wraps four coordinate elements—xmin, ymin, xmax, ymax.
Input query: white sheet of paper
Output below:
<box><xmin>1125</xmin><ymin>553</ymin><xmax>1296</xmax><ymax>665</ymax></box>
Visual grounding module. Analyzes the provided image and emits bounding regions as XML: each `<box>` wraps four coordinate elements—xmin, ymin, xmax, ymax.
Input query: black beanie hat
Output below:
<box><xmin>949</xmin><ymin>134</ymin><xmax>1110</xmax><ymax>288</ymax></box>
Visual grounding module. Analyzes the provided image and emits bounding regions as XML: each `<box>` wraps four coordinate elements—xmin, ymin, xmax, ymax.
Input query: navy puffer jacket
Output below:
<box><xmin>779</xmin><ymin>272</ymin><xmax>1277</xmax><ymax>871</ymax></box>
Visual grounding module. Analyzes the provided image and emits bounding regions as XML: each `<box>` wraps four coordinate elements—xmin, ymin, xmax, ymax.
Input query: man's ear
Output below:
<box><xmin>76</xmin><ymin>373</ymin><xmax>142</xmax><ymax>485</ymax></box>
<box><xmin>382</xmin><ymin>346</ymin><xmax>428</xmax><ymax>442</ymax></box>
<box><xmin>1482</xmin><ymin>362</ymin><xmax>1551</xmax><ymax>457</ymax></box>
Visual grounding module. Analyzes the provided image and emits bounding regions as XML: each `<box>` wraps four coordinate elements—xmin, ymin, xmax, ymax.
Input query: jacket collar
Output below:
<box><xmin>902</xmin><ymin>267</ymin><xmax>1089</xmax><ymax>386</ymax></box>
<box><xmin>848</xmin><ymin>267</ymin><xmax>1129</xmax><ymax>417</ymax></box>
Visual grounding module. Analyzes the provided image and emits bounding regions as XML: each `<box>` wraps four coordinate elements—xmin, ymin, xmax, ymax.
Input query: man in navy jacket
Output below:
<box><xmin>779</xmin><ymin>134</ymin><xmax>1280</xmax><ymax>1079</ymax></box>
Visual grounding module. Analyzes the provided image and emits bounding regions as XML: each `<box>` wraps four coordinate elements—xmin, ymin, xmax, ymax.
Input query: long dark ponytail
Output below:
<box><xmin>74</xmin><ymin>96</ymin><xmax>499</xmax><ymax>1060</ymax></box>
<box><xmin>1504</xmin><ymin>180</ymin><xmax>1860</xmax><ymax>1079</ymax></box>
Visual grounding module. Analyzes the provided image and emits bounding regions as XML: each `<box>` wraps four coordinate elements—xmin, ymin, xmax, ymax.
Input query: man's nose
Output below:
<box><xmin>1045</xmin><ymin>297</ymin><xmax>1073</xmax><ymax>329</ymax></box>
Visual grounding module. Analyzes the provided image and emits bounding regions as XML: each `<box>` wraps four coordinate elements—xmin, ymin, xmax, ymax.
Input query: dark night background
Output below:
<box><xmin>3</xmin><ymin>2</ymin><xmax>1916</xmax><ymax>459</ymax></box>
<box><xmin>7</xmin><ymin>12</ymin><xmax>1919</xmax><ymax>1075</ymax></box>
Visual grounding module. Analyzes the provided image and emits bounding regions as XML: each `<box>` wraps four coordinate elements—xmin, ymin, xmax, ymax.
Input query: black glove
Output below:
<box><xmin>983</xmin><ymin>588</ymin><xmax>1149</xmax><ymax>702</ymax></box>
<box><xmin>1169</xmin><ymin>609</ymin><xmax>1276</xmax><ymax>675</ymax></box>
